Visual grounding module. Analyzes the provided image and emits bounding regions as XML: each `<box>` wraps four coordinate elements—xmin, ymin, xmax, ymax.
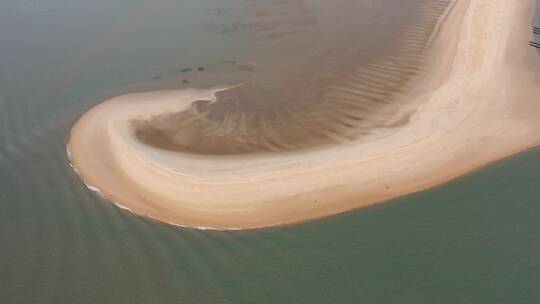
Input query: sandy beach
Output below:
<box><xmin>67</xmin><ymin>0</ymin><xmax>540</xmax><ymax>229</ymax></box>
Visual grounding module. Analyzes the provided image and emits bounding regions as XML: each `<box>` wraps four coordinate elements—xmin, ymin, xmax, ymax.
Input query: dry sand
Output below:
<box><xmin>67</xmin><ymin>0</ymin><xmax>540</xmax><ymax>229</ymax></box>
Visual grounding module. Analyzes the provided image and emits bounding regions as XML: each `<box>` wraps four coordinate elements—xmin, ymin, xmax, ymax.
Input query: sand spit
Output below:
<box><xmin>67</xmin><ymin>0</ymin><xmax>540</xmax><ymax>229</ymax></box>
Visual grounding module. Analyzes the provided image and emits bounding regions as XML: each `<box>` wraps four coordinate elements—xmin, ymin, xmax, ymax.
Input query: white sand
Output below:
<box><xmin>67</xmin><ymin>0</ymin><xmax>540</xmax><ymax>229</ymax></box>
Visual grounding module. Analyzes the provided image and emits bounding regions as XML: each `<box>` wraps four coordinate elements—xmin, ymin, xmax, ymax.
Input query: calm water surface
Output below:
<box><xmin>1</xmin><ymin>1</ymin><xmax>540</xmax><ymax>303</ymax></box>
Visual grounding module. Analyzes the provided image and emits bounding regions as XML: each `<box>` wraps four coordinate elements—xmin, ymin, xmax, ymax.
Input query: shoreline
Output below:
<box><xmin>67</xmin><ymin>0</ymin><xmax>540</xmax><ymax>230</ymax></box>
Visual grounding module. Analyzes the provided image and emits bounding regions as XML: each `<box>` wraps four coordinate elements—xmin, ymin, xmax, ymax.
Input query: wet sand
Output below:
<box><xmin>135</xmin><ymin>0</ymin><xmax>453</xmax><ymax>154</ymax></box>
<box><xmin>67</xmin><ymin>0</ymin><xmax>540</xmax><ymax>229</ymax></box>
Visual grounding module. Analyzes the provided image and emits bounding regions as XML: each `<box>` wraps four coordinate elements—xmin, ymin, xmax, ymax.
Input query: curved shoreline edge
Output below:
<box><xmin>67</xmin><ymin>0</ymin><xmax>540</xmax><ymax>230</ymax></box>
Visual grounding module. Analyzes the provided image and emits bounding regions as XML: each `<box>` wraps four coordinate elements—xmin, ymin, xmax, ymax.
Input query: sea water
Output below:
<box><xmin>0</xmin><ymin>1</ymin><xmax>540</xmax><ymax>303</ymax></box>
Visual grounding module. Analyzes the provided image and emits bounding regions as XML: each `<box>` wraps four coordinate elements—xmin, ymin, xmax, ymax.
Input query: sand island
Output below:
<box><xmin>67</xmin><ymin>0</ymin><xmax>540</xmax><ymax>229</ymax></box>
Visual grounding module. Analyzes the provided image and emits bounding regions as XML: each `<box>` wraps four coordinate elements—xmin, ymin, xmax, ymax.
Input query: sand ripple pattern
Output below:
<box><xmin>134</xmin><ymin>0</ymin><xmax>454</xmax><ymax>155</ymax></box>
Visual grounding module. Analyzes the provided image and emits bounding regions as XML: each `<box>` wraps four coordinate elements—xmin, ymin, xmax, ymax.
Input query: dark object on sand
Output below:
<box><xmin>197</xmin><ymin>67</ymin><xmax>205</xmax><ymax>72</ymax></box>
<box><xmin>529</xmin><ymin>41</ymin><xmax>540</xmax><ymax>49</ymax></box>
<box><xmin>175</xmin><ymin>68</ymin><xmax>192</xmax><ymax>73</ymax></box>
<box><xmin>182</xmin><ymin>79</ymin><xmax>190</xmax><ymax>85</ymax></box>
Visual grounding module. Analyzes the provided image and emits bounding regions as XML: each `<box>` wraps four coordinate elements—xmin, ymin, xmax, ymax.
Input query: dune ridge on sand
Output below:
<box><xmin>68</xmin><ymin>0</ymin><xmax>540</xmax><ymax>230</ymax></box>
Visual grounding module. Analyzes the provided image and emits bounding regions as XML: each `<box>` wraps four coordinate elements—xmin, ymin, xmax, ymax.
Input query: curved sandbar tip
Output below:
<box><xmin>67</xmin><ymin>0</ymin><xmax>540</xmax><ymax>230</ymax></box>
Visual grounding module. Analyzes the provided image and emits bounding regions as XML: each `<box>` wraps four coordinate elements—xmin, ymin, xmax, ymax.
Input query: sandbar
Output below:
<box><xmin>67</xmin><ymin>0</ymin><xmax>540</xmax><ymax>229</ymax></box>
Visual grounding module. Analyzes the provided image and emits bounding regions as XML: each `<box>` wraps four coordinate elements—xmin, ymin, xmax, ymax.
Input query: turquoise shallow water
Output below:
<box><xmin>1</xmin><ymin>1</ymin><xmax>540</xmax><ymax>303</ymax></box>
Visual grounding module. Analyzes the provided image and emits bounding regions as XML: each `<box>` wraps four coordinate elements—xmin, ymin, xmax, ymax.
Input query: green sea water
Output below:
<box><xmin>1</xmin><ymin>1</ymin><xmax>540</xmax><ymax>303</ymax></box>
